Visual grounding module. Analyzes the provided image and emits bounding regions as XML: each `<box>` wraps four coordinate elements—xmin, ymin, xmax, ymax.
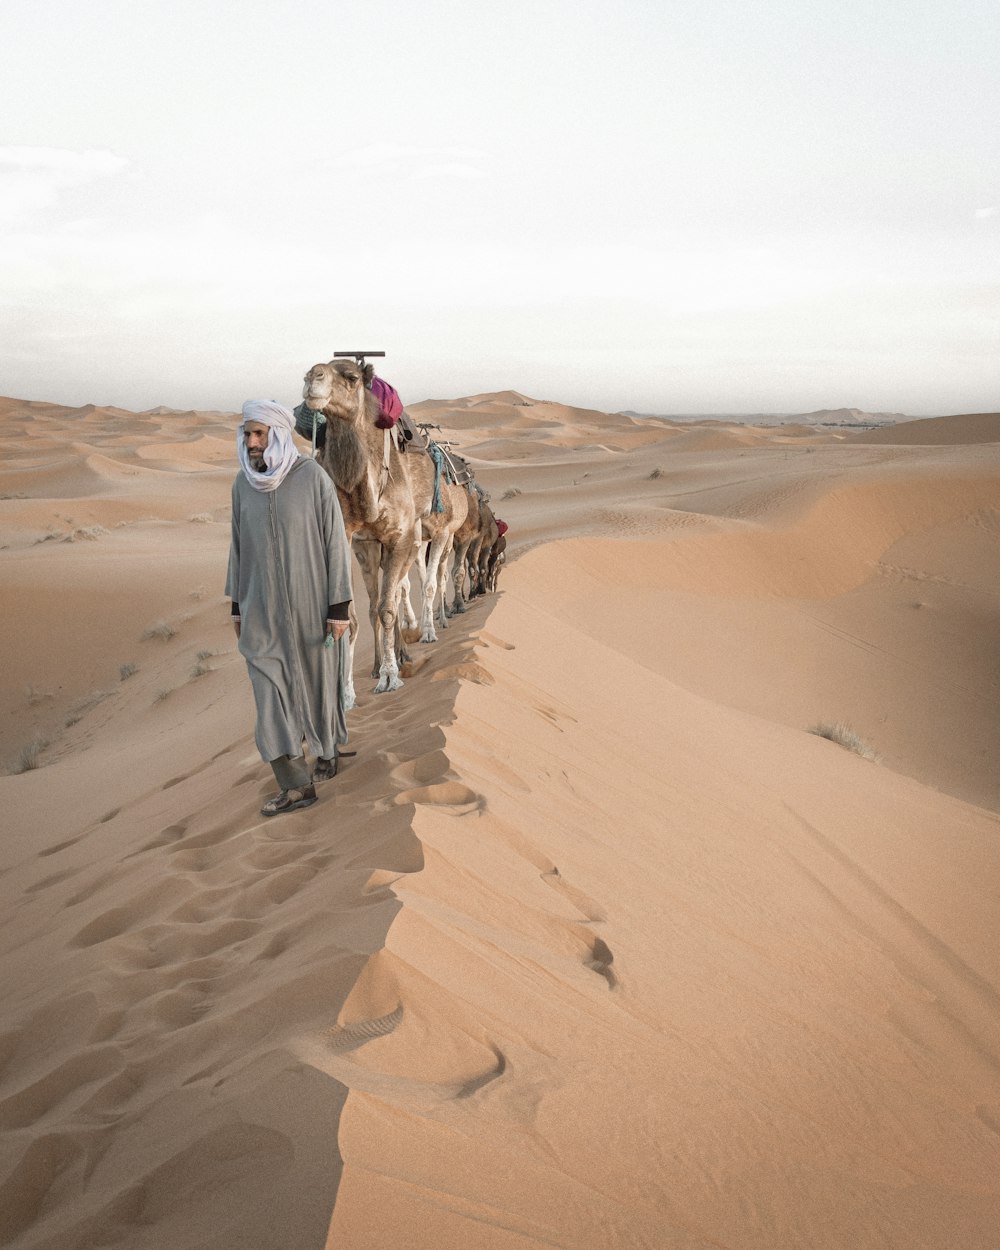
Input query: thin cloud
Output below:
<box><xmin>329</xmin><ymin>142</ymin><xmax>487</xmax><ymax>169</ymax></box>
<box><xmin>412</xmin><ymin>163</ymin><xmax>489</xmax><ymax>181</ymax></box>
<box><xmin>0</xmin><ymin>146</ymin><xmax>127</xmax><ymax>225</ymax></box>
<box><xmin>0</xmin><ymin>146</ymin><xmax>127</xmax><ymax>176</ymax></box>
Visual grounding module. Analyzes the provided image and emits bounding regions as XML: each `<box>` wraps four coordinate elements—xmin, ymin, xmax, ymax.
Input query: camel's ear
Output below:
<box><xmin>363</xmin><ymin>363</ymin><xmax>375</xmax><ymax>386</ymax></box>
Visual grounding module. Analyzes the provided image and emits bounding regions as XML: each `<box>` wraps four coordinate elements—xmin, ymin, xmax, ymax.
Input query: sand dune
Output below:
<box><xmin>1</xmin><ymin>392</ymin><xmax>998</xmax><ymax>1249</ymax></box>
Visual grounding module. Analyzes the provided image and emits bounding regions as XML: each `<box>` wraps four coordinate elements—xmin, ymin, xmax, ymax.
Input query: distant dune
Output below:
<box><xmin>623</xmin><ymin>405</ymin><xmax>911</xmax><ymax>426</ymax></box>
<box><xmin>1</xmin><ymin>390</ymin><xmax>999</xmax><ymax>1250</ymax></box>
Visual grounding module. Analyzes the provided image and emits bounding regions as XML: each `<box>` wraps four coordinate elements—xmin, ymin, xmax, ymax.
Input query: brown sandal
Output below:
<box><xmin>260</xmin><ymin>784</ymin><xmax>317</xmax><ymax>817</ymax></box>
<box><xmin>312</xmin><ymin>757</ymin><xmax>339</xmax><ymax>782</ymax></box>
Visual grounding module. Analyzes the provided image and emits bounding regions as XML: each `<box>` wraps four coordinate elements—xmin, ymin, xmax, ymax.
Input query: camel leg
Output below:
<box><xmin>466</xmin><ymin>540</ymin><xmax>484</xmax><ymax>598</ymax></box>
<box><xmin>435</xmin><ymin>537</ymin><xmax>455</xmax><ymax>630</ymax></box>
<box><xmin>449</xmin><ymin>538</ymin><xmax>471</xmax><ymax>614</ymax></box>
<box><xmin>419</xmin><ymin>531</ymin><xmax>450</xmax><ymax>643</ymax></box>
<box><xmin>374</xmin><ymin>532</ymin><xmax>416</xmax><ymax>694</ymax></box>
<box><xmin>353</xmin><ymin>539</ymin><xmax>385</xmax><ymax>681</ymax></box>
<box><xmin>398</xmin><ymin>562</ymin><xmax>419</xmax><ymax>631</ymax></box>
<box><xmin>394</xmin><ymin>536</ymin><xmax>421</xmax><ymax>666</ymax></box>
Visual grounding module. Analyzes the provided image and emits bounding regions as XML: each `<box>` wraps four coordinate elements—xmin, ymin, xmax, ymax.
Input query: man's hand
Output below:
<box><xmin>325</xmin><ymin>619</ymin><xmax>350</xmax><ymax>643</ymax></box>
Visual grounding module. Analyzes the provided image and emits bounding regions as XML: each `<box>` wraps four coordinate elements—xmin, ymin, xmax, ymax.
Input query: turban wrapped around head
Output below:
<box><xmin>240</xmin><ymin>399</ymin><xmax>296</xmax><ymax>432</ymax></box>
<box><xmin>237</xmin><ymin>398</ymin><xmax>300</xmax><ymax>491</ymax></box>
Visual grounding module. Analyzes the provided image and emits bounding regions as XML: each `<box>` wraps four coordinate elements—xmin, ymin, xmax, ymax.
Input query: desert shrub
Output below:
<box><xmin>64</xmin><ymin>526</ymin><xmax>109</xmax><ymax>542</ymax></box>
<box><xmin>12</xmin><ymin>735</ymin><xmax>49</xmax><ymax>774</ymax></box>
<box><xmin>501</xmin><ymin>487</ymin><xmax>522</xmax><ymax>500</ymax></box>
<box><xmin>808</xmin><ymin>722</ymin><xmax>880</xmax><ymax>762</ymax></box>
<box><xmin>153</xmin><ymin>688</ymin><xmax>171</xmax><ymax>703</ymax></box>
<box><xmin>191</xmin><ymin>651</ymin><xmax>214</xmax><ymax>678</ymax></box>
<box><xmin>119</xmin><ymin>662</ymin><xmax>139</xmax><ymax>681</ymax></box>
<box><xmin>649</xmin><ymin>466</ymin><xmax>663</xmax><ymax>479</ymax></box>
<box><xmin>142</xmin><ymin>620</ymin><xmax>175</xmax><ymax>641</ymax></box>
<box><xmin>189</xmin><ymin>513</ymin><xmax>214</xmax><ymax>524</ymax></box>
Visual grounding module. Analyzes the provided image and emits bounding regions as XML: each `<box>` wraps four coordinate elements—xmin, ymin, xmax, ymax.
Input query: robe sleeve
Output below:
<box><xmin>317</xmin><ymin>469</ymin><xmax>353</xmax><ymax>610</ymax></box>
<box><xmin>224</xmin><ymin>476</ymin><xmax>241</xmax><ymax>603</ymax></box>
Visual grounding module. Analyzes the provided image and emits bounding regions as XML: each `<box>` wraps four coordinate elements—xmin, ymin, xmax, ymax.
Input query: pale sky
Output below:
<box><xmin>2</xmin><ymin>0</ymin><xmax>998</xmax><ymax>415</ymax></box>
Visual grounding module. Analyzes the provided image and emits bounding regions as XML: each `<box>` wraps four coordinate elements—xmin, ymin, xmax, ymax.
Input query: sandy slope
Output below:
<box><xmin>0</xmin><ymin>394</ymin><xmax>998</xmax><ymax>1249</ymax></box>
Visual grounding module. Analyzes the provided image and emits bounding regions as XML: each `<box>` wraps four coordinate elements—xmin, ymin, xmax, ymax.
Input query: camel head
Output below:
<box><xmin>302</xmin><ymin>359</ymin><xmax>375</xmax><ymax>424</ymax></box>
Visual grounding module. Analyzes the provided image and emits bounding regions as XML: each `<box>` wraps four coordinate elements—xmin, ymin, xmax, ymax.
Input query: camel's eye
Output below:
<box><xmin>343</xmin><ymin>372</ymin><xmax>358</xmax><ymax>383</ymax></box>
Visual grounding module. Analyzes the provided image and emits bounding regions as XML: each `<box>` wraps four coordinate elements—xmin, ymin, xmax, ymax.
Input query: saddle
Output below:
<box><xmin>371</xmin><ymin>377</ymin><xmax>403</xmax><ymax>429</ymax></box>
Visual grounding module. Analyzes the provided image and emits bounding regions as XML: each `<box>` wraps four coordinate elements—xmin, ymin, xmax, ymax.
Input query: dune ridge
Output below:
<box><xmin>1</xmin><ymin>393</ymin><xmax>998</xmax><ymax>1248</ymax></box>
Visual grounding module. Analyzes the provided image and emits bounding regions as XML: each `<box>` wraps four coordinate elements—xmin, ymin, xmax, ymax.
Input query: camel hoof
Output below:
<box><xmin>419</xmin><ymin>629</ymin><xmax>438</xmax><ymax>644</ymax></box>
<box><xmin>374</xmin><ymin>674</ymin><xmax>404</xmax><ymax>694</ymax></box>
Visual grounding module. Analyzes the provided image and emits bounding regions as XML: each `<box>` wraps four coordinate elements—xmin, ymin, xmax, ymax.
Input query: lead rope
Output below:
<box><xmin>378</xmin><ymin>427</ymin><xmax>392</xmax><ymax>497</ymax></box>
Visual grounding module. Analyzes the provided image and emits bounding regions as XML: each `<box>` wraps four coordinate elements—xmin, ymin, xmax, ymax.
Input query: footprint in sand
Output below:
<box><xmin>389</xmin><ymin>749</ymin><xmax>451</xmax><ymax>787</ymax></box>
<box><xmin>326</xmin><ymin>1005</ymin><xmax>404</xmax><ymax>1052</ymax></box>
<box><xmin>430</xmin><ymin>661</ymin><xmax>495</xmax><ymax>686</ymax></box>
<box><xmin>24</xmin><ymin>868</ymin><xmax>81</xmax><ymax>894</ymax></box>
<box><xmin>535</xmin><ymin>703</ymin><xmax>578</xmax><ymax>730</ymax></box>
<box><xmin>391</xmin><ymin>781</ymin><xmax>484</xmax><ymax>815</ymax></box>
<box><xmin>126</xmin><ymin>822</ymin><xmax>189</xmax><ymax>858</ymax></box>
<box><xmin>455</xmin><ymin>1045</ymin><xmax>507</xmax><ymax>1099</ymax></box>
<box><xmin>541</xmin><ymin>866</ymin><xmax>606</xmax><ymax>923</ymax></box>
<box><xmin>480</xmin><ymin>631</ymin><xmax>515</xmax><ymax>650</ymax></box>
<box><xmin>0</xmin><ymin>1132</ymin><xmax>82</xmax><ymax>1244</ymax></box>
<box><xmin>0</xmin><ymin>1045</ymin><xmax>123</xmax><ymax>1130</ymax></box>
<box><xmin>37</xmin><ymin>834</ymin><xmax>84</xmax><ymax>858</ymax></box>
<box><xmin>585</xmin><ymin>936</ymin><xmax>616</xmax><ymax>989</ymax></box>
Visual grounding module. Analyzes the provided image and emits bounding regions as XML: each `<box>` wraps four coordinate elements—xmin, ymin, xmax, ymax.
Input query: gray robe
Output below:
<box><xmin>225</xmin><ymin>456</ymin><xmax>352</xmax><ymax>763</ymax></box>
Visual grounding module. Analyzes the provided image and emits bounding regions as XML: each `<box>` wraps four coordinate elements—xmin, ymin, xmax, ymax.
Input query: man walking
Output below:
<box><xmin>226</xmin><ymin>399</ymin><xmax>353</xmax><ymax>816</ymax></box>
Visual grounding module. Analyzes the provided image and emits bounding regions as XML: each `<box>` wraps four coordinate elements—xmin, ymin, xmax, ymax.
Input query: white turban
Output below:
<box><xmin>238</xmin><ymin>399</ymin><xmax>301</xmax><ymax>492</ymax></box>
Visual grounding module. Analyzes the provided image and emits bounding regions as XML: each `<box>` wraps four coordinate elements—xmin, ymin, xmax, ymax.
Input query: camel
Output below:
<box><xmin>301</xmin><ymin>359</ymin><xmax>466</xmax><ymax>695</ymax></box>
<box><xmin>467</xmin><ymin>503</ymin><xmax>500</xmax><ymax>600</ymax></box>
<box><xmin>440</xmin><ymin>483</ymin><xmax>483</xmax><ymax>617</ymax></box>
<box><xmin>486</xmin><ymin>529</ymin><xmax>507</xmax><ymax>592</ymax></box>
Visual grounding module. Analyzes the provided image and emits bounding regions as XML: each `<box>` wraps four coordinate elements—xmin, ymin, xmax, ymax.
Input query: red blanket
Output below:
<box><xmin>371</xmin><ymin>377</ymin><xmax>404</xmax><ymax>429</ymax></box>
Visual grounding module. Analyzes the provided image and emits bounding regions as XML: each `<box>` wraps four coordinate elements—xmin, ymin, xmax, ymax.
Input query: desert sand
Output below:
<box><xmin>1</xmin><ymin>392</ymin><xmax>998</xmax><ymax>1249</ymax></box>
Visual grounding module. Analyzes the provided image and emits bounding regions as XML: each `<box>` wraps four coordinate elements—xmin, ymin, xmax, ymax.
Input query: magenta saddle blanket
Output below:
<box><xmin>370</xmin><ymin>377</ymin><xmax>404</xmax><ymax>429</ymax></box>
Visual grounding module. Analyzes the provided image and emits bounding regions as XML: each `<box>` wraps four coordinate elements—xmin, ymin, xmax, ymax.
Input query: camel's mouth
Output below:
<box><xmin>302</xmin><ymin>374</ymin><xmax>332</xmax><ymax>409</ymax></box>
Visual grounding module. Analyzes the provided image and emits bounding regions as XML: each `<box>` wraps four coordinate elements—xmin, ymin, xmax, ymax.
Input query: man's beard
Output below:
<box><xmin>248</xmin><ymin>450</ymin><xmax>267</xmax><ymax>472</ymax></box>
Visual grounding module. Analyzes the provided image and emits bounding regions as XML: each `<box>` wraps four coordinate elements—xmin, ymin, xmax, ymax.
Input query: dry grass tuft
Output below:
<box><xmin>191</xmin><ymin>651</ymin><xmax>214</xmax><ymax>678</ymax></box>
<box><xmin>119</xmin><ymin>661</ymin><xmax>139</xmax><ymax>681</ymax></box>
<box><xmin>501</xmin><ymin>487</ymin><xmax>522</xmax><ymax>500</ymax></box>
<box><xmin>808</xmin><ymin>721</ymin><xmax>880</xmax><ymax>762</ymax></box>
<box><xmin>153</xmin><ymin>688</ymin><xmax>171</xmax><ymax>703</ymax></box>
<box><xmin>11</xmin><ymin>735</ymin><xmax>50</xmax><ymax>774</ymax></box>
<box><xmin>648</xmin><ymin>466</ymin><xmax>663</xmax><ymax>479</ymax></box>
<box><xmin>64</xmin><ymin>525</ymin><xmax>109</xmax><ymax>543</ymax></box>
<box><xmin>189</xmin><ymin>512</ymin><xmax>214</xmax><ymax>524</ymax></box>
<box><xmin>141</xmin><ymin>620</ymin><xmax>175</xmax><ymax>642</ymax></box>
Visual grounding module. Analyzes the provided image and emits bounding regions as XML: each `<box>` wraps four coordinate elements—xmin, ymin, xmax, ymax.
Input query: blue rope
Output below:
<box><xmin>428</xmin><ymin>442</ymin><xmax>448</xmax><ymax>513</ymax></box>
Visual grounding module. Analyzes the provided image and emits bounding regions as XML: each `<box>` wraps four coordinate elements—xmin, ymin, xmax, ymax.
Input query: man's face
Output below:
<box><xmin>244</xmin><ymin>421</ymin><xmax>270</xmax><ymax>472</ymax></box>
